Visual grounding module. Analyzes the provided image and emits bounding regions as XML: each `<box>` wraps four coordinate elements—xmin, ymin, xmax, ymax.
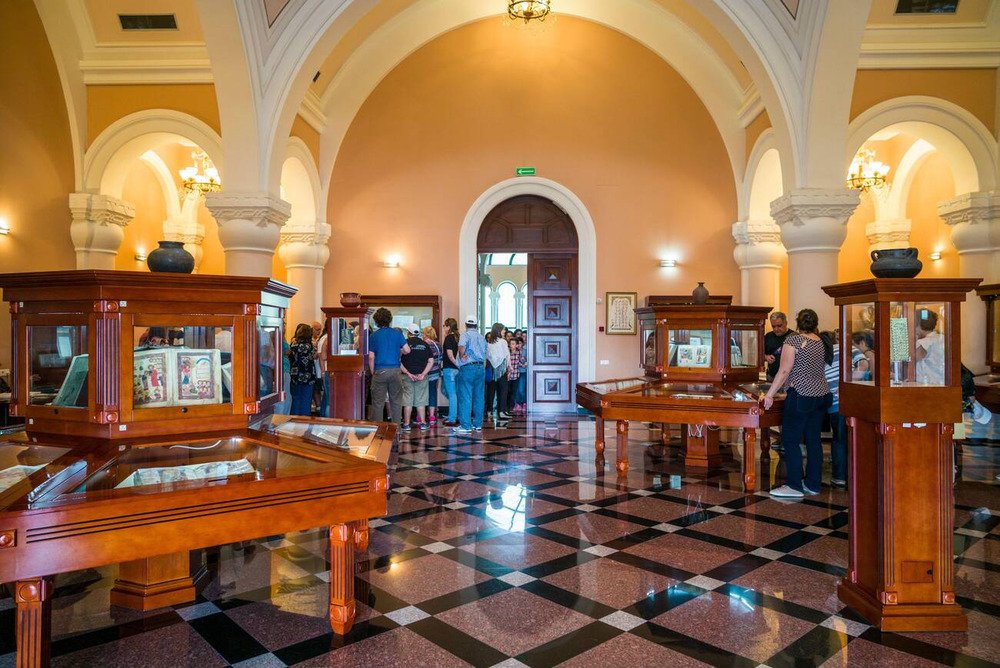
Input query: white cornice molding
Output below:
<box><xmin>770</xmin><ymin>188</ymin><xmax>861</xmax><ymax>227</ymax></box>
<box><xmin>81</xmin><ymin>58</ymin><xmax>214</xmax><ymax>84</ymax></box>
<box><xmin>858</xmin><ymin>43</ymin><xmax>1000</xmax><ymax>69</ymax></box>
<box><xmin>205</xmin><ymin>193</ymin><xmax>292</xmax><ymax>227</ymax></box>
<box><xmin>298</xmin><ymin>90</ymin><xmax>327</xmax><ymax>132</ymax></box>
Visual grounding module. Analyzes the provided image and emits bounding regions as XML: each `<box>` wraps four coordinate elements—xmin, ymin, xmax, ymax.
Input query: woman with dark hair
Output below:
<box><xmin>441</xmin><ymin>317</ymin><xmax>460</xmax><ymax>425</ymax></box>
<box><xmin>850</xmin><ymin>330</ymin><xmax>874</xmax><ymax>381</ymax></box>
<box><xmin>288</xmin><ymin>323</ymin><xmax>317</xmax><ymax>416</ymax></box>
<box><xmin>762</xmin><ymin>308</ymin><xmax>833</xmax><ymax>498</ymax></box>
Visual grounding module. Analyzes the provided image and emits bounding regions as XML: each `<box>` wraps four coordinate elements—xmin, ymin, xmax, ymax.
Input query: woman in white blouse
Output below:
<box><xmin>486</xmin><ymin>323</ymin><xmax>512</xmax><ymax>420</ymax></box>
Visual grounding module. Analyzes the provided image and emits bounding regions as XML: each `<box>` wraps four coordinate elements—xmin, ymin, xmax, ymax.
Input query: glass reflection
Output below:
<box><xmin>484</xmin><ymin>484</ymin><xmax>528</xmax><ymax>532</ymax></box>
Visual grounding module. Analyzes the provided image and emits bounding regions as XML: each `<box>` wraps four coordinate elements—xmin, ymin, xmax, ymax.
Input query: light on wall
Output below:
<box><xmin>179</xmin><ymin>150</ymin><xmax>221</xmax><ymax>196</ymax></box>
<box><xmin>659</xmin><ymin>258</ymin><xmax>677</xmax><ymax>268</ymax></box>
<box><xmin>929</xmin><ymin>251</ymin><xmax>942</xmax><ymax>261</ymax></box>
<box><xmin>382</xmin><ymin>255</ymin><xmax>400</xmax><ymax>268</ymax></box>
<box><xmin>135</xmin><ymin>249</ymin><xmax>147</xmax><ymax>262</ymax></box>
<box><xmin>0</xmin><ymin>217</ymin><xmax>9</xmax><ymax>235</ymax></box>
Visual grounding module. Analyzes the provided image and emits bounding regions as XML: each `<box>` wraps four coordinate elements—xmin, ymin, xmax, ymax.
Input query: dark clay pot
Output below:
<box><xmin>692</xmin><ymin>282</ymin><xmax>709</xmax><ymax>305</ymax></box>
<box><xmin>147</xmin><ymin>241</ymin><xmax>195</xmax><ymax>274</ymax></box>
<box><xmin>340</xmin><ymin>292</ymin><xmax>362</xmax><ymax>307</ymax></box>
<box><xmin>870</xmin><ymin>247</ymin><xmax>922</xmax><ymax>279</ymax></box>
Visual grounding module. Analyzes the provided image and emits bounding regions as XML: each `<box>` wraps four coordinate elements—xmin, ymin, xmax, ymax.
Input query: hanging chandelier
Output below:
<box><xmin>178</xmin><ymin>150</ymin><xmax>221</xmax><ymax>196</ymax></box>
<box><xmin>846</xmin><ymin>148</ymin><xmax>890</xmax><ymax>193</ymax></box>
<box><xmin>508</xmin><ymin>0</ymin><xmax>550</xmax><ymax>23</ymax></box>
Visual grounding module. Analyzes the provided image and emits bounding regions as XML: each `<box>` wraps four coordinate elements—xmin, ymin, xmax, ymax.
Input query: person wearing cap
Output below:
<box><xmin>454</xmin><ymin>315</ymin><xmax>488</xmax><ymax>433</ymax></box>
<box><xmin>400</xmin><ymin>323</ymin><xmax>434</xmax><ymax>431</ymax></box>
<box><xmin>367</xmin><ymin>307</ymin><xmax>410</xmax><ymax>424</ymax></box>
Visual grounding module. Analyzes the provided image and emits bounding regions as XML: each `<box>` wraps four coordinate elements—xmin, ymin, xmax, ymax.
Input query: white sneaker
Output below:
<box><xmin>769</xmin><ymin>485</ymin><xmax>804</xmax><ymax>499</ymax></box>
<box><xmin>802</xmin><ymin>485</ymin><xmax>820</xmax><ymax>496</ymax></box>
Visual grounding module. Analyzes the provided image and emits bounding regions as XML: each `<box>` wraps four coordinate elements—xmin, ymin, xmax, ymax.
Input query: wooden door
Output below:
<box><xmin>528</xmin><ymin>253</ymin><xmax>577</xmax><ymax>413</ymax></box>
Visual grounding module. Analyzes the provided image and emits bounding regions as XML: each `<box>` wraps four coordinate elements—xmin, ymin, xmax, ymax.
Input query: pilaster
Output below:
<box><xmin>771</xmin><ymin>188</ymin><xmax>860</xmax><ymax>325</ymax></box>
<box><xmin>68</xmin><ymin>193</ymin><xmax>135</xmax><ymax>270</ymax></box>
<box><xmin>205</xmin><ymin>193</ymin><xmax>291</xmax><ymax>277</ymax></box>
<box><xmin>277</xmin><ymin>225</ymin><xmax>331</xmax><ymax>329</ymax></box>
<box><xmin>732</xmin><ymin>219</ymin><xmax>785</xmax><ymax>311</ymax></box>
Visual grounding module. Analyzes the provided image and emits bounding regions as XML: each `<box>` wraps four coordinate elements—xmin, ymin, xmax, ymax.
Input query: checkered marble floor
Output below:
<box><xmin>2</xmin><ymin>416</ymin><xmax>999</xmax><ymax>667</ymax></box>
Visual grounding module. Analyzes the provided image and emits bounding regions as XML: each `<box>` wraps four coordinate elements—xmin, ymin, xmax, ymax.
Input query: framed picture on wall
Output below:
<box><xmin>605</xmin><ymin>292</ymin><xmax>638</xmax><ymax>335</ymax></box>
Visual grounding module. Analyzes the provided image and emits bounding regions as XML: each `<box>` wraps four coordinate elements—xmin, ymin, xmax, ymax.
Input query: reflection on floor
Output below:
<box><xmin>1</xmin><ymin>416</ymin><xmax>998</xmax><ymax>667</ymax></box>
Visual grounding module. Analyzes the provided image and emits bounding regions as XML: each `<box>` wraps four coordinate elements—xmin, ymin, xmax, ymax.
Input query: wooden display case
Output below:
<box><xmin>322</xmin><ymin>305</ymin><xmax>373</xmax><ymax>420</ymax></box>
<box><xmin>578</xmin><ymin>300</ymin><xmax>782</xmax><ymax>490</ymax></box>
<box><xmin>0</xmin><ymin>271</ymin><xmax>294</xmax><ymax>439</ymax></box>
<box><xmin>823</xmin><ymin>277</ymin><xmax>980</xmax><ymax>632</ymax></box>
<box><xmin>973</xmin><ymin>283</ymin><xmax>1000</xmax><ymax>412</ymax></box>
<box><xmin>360</xmin><ymin>294</ymin><xmax>440</xmax><ymax>337</ymax></box>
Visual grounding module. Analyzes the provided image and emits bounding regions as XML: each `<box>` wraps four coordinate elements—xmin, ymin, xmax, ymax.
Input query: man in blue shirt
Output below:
<box><xmin>454</xmin><ymin>315</ymin><xmax>488</xmax><ymax>433</ymax></box>
<box><xmin>367</xmin><ymin>307</ymin><xmax>410</xmax><ymax>425</ymax></box>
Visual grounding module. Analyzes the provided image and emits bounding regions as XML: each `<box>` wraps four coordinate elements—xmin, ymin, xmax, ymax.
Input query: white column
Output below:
<box><xmin>732</xmin><ymin>219</ymin><xmax>786</xmax><ymax>311</ymax></box>
<box><xmin>205</xmin><ymin>193</ymin><xmax>290</xmax><ymax>276</ymax></box>
<box><xmin>277</xmin><ymin>228</ymin><xmax>331</xmax><ymax>330</ymax></box>
<box><xmin>939</xmin><ymin>191</ymin><xmax>1000</xmax><ymax>373</ymax></box>
<box><xmin>164</xmin><ymin>192</ymin><xmax>206</xmax><ymax>270</ymax></box>
<box><xmin>770</xmin><ymin>188</ymin><xmax>860</xmax><ymax>326</ymax></box>
<box><xmin>865</xmin><ymin>218</ymin><xmax>912</xmax><ymax>252</ymax></box>
<box><xmin>68</xmin><ymin>193</ymin><xmax>134</xmax><ymax>270</ymax></box>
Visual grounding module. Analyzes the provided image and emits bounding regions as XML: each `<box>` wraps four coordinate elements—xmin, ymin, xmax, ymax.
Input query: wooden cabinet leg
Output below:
<box><xmin>742</xmin><ymin>428</ymin><xmax>757</xmax><ymax>491</ymax></box>
<box><xmin>352</xmin><ymin>519</ymin><xmax>369</xmax><ymax>552</ymax></box>
<box><xmin>615</xmin><ymin>420</ymin><xmax>629</xmax><ymax>474</ymax></box>
<box><xmin>329</xmin><ymin>523</ymin><xmax>357</xmax><ymax>636</ymax></box>
<box><xmin>111</xmin><ymin>552</ymin><xmax>196</xmax><ymax>611</ymax></box>
<box><xmin>15</xmin><ymin>577</ymin><xmax>52</xmax><ymax>668</ymax></box>
<box><xmin>595</xmin><ymin>416</ymin><xmax>606</xmax><ymax>457</ymax></box>
<box><xmin>760</xmin><ymin>427</ymin><xmax>772</xmax><ymax>461</ymax></box>
<box><xmin>683</xmin><ymin>424</ymin><xmax>721</xmax><ymax>469</ymax></box>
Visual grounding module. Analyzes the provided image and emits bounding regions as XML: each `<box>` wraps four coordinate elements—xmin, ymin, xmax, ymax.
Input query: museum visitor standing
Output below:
<box><xmin>764</xmin><ymin>311</ymin><xmax>794</xmax><ymax>381</ymax></box>
<box><xmin>441</xmin><ymin>318</ymin><xmax>460</xmax><ymax>425</ymax></box>
<box><xmin>454</xmin><ymin>316</ymin><xmax>488</xmax><ymax>434</ymax></box>
<box><xmin>762</xmin><ymin>309</ymin><xmax>832</xmax><ymax>499</ymax></box>
<box><xmin>288</xmin><ymin>323</ymin><xmax>318</xmax><ymax>416</ymax></box>
<box><xmin>422</xmin><ymin>325</ymin><xmax>443</xmax><ymax>427</ymax></box>
<box><xmin>821</xmin><ymin>330</ymin><xmax>847</xmax><ymax>488</ymax></box>
<box><xmin>367</xmin><ymin>307</ymin><xmax>410</xmax><ymax>425</ymax></box>
<box><xmin>400</xmin><ymin>323</ymin><xmax>433</xmax><ymax>431</ymax></box>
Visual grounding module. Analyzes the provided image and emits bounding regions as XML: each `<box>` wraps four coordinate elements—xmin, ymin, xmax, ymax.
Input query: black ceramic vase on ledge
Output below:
<box><xmin>870</xmin><ymin>247</ymin><xmax>922</xmax><ymax>279</ymax></box>
<box><xmin>147</xmin><ymin>240</ymin><xmax>195</xmax><ymax>274</ymax></box>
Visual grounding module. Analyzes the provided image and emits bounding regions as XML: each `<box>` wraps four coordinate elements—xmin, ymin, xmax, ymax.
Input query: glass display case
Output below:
<box><xmin>0</xmin><ymin>271</ymin><xmax>295</xmax><ymax>439</ymax></box>
<box><xmin>322</xmin><ymin>305</ymin><xmax>374</xmax><ymax>420</ymax></box>
<box><xmin>361</xmin><ymin>294</ymin><xmax>440</xmax><ymax>337</ymax></box>
<box><xmin>972</xmin><ymin>283</ymin><xmax>1000</xmax><ymax>413</ymax></box>
<box><xmin>823</xmin><ymin>277</ymin><xmax>980</xmax><ymax>632</ymax></box>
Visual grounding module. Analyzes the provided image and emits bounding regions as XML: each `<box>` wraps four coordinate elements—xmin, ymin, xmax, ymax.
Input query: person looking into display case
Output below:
<box><xmin>762</xmin><ymin>309</ymin><xmax>833</xmax><ymax>498</ymax></box>
<box><xmin>821</xmin><ymin>330</ymin><xmax>847</xmax><ymax>488</ymax></box>
<box><xmin>288</xmin><ymin>323</ymin><xmax>317</xmax><ymax>416</ymax></box>
<box><xmin>764</xmin><ymin>312</ymin><xmax>794</xmax><ymax>380</ymax></box>
<box><xmin>441</xmin><ymin>318</ymin><xmax>460</xmax><ymax>425</ymax></box>
<box><xmin>915</xmin><ymin>310</ymin><xmax>945</xmax><ymax>386</ymax></box>
<box><xmin>399</xmin><ymin>323</ymin><xmax>433</xmax><ymax>431</ymax></box>
<box><xmin>137</xmin><ymin>327</ymin><xmax>169</xmax><ymax>348</ymax></box>
<box><xmin>850</xmin><ymin>331</ymin><xmax>874</xmax><ymax>381</ymax></box>
<box><xmin>368</xmin><ymin>307</ymin><xmax>410</xmax><ymax>425</ymax></box>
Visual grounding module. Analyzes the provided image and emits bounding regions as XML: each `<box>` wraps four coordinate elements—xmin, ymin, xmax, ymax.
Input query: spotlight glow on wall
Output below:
<box><xmin>659</xmin><ymin>258</ymin><xmax>677</xmax><ymax>268</ymax></box>
<box><xmin>0</xmin><ymin>217</ymin><xmax>10</xmax><ymax>235</ymax></box>
<box><xmin>929</xmin><ymin>251</ymin><xmax>942</xmax><ymax>261</ymax></box>
<box><xmin>135</xmin><ymin>250</ymin><xmax>147</xmax><ymax>262</ymax></box>
<box><xmin>382</xmin><ymin>255</ymin><xmax>400</xmax><ymax>268</ymax></box>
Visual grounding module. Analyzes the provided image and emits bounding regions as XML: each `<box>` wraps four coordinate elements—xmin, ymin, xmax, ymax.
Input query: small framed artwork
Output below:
<box><xmin>605</xmin><ymin>292</ymin><xmax>638</xmax><ymax>335</ymax></box>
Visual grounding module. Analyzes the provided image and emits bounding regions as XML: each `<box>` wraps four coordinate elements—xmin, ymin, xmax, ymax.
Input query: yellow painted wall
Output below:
<box><xmin>745</xmin><ymin>110</ymin><xmax>772</xmax><ymax>165</ymax></box>
<box><xmin>851</xmin><ymin>69</ymin><xmax>997</xmax><ymax>133</ymax></box>
<box><xmin>0</xmin><ymin>0</ymin><xmax>78</xmax><ymax>368</ymax></box>
<box><xmin>290</xmin><ymin>114</ymin><xmax>321</xmax><ymax>168</ymax></box>
<box><xmin>87</xmin><ymin>84</ymin><xmax>221</xmax><ymax>146</ymax></box>
<box><xmin>325</xmin><ymin>17</ymin><xmax>739</xmax><ymax>379</ymax></box>
<box><xmin>116</xmin><ymin>162</ymin><xmax>165</xmax><ymax>272</ymax></box>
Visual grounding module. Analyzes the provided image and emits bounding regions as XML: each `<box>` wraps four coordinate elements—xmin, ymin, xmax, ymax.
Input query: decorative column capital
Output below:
<box><xmin>770</xmin><ymin>188</ymin><xmax>860</xmax><ymax>254</ymax></box>
<box><xmin>68</xmin><ymin>193</ymin><xmax>135</xmax><ymax>228</ymax></box>
<box><xmin>68</xmin><ymin>193</ymin><xmax>136</xmax><ymax>269</ymax></box>
<box><xmin>732</xmin><ymin>219</ymin><xmax>782</xmax><ymax>246</ymax></box>
<box><xmin>204</xmin><ymin>193</ymin><xmax>291</xmax><ymax>228</ymax></box>
<box><xmin>939</xmin><ymin>191</ymin><xmax>1000</xmax><ymax>255</ymax></box>
<box><xmin>865</xmin><ymin>218</ymin><xmax>912</xmax><ymax>251</ymax></box>
<box><xmin>277</xmin><ymin>223</ymin><xmax>331</xmax><ymax>270</ymax></box>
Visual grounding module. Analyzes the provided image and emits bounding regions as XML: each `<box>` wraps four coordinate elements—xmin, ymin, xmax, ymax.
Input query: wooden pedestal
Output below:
<box><xmin>110</xmin><ymin>551</ymin><xmax>203</xmax><ymax>611</ymax></box>
<box><xmin>681</xmin><ymin>424</ymin><xmax>721</xmax><ymax>468</ymax></box>
<box><xmin>838</xmin><ymin>418</ymin><xmax>966</xmax><ymax>632</ymax></box>
<box><xmin>329</xmin><ymin>370</ymin><xmax>366</xmax><ymax>420</ymax></box>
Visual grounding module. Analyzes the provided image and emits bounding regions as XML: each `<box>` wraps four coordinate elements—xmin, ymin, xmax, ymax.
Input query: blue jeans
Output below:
<box><xmin>780</xmin><ymin>388</ymin><xmax>831</xmax><ymax>491</ymax></box>
<box><xmin>514</xmin><ymin>374</ymin><xmax>527</xmax><ymax>404</ymax></box>
<box><xmin>275</xmin><ymin>367</ymin><xmax>292</xmax><ymax>414</ymax></box>
<box><xmin>830</xmin><ymin>410</ymin><xmax>847</xmax><ymax>481</ymax></box>
<box><xmin>442</xmin><ymin>368</ymin><xmax>458</xmax><ymax>418</ymax></box>
<box><xmin>427</xmin><ymin>377</ymin><xmax>439</xmax><ymax>409</ymax></box>
<box><xmin>290</xmin><ymin>382</ymin><xmax>313</xmax><ymax>416</ymax></box>
<box><xmin>457</xmin><ymin>362</ymin><xmax>485</xmax><ymax>430</ymax></box>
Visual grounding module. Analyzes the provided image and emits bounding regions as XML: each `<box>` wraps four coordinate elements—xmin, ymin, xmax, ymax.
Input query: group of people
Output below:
<box><xmin>366</xmin><ymin>309</ymin><xmax>529</xmax><ymax>432</ymax></box>
<box><xmin>761</xmin><ymin>306</ymin><xmax>948</xmax><ymax>499</ymax></box>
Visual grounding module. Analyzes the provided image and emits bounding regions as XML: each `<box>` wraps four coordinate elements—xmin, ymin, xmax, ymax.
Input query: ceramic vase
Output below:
<box><xmin>870</xmin><ymin>248</ymin><xmax>922</xmax><ymax>278</ymax></box>
<box><xmin>692</xmin><ymin>282</ymin><xmax>709</xmax><ymax>304</ymax></box>
<box><xmin>147</xmin><ymin>241</ymin><xmax>195</xmax><ymax>274</ymax></box>
<box><xmin>339</xmin><ymin>292</ymin><xmax>362</xmax><ymax>307</ymax></box>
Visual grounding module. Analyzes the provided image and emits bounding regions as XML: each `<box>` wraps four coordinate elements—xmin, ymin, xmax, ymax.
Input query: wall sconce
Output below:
<box><xmin>0</xmin><ymin>218</ymin><xmax>10</xmax><ymax>235</ymax></box>
<box><xmin>929</xmin><ymin>251</ymin><xmax>942</xmax><ymax>261</ymax></box>
<box><xmin>135</xmin><ymin>250</ymin><xmax>147</xmax><ymax>262</ymax></box>
<box><xmin>382</xmin><ymin>255</ymin><xmax>400</xmax><ymax>268</ymax></box>
<box><xmin>659</xmin><ymin>258</ymin><xmax>677</xmax><ymax>268</ymax></box>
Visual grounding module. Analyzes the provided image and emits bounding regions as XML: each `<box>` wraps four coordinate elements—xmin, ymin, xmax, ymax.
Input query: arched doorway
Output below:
<box><xmin>478</xmin><ymin>195</ymin><xmax>578</xmax><ymax>413</ymax></box>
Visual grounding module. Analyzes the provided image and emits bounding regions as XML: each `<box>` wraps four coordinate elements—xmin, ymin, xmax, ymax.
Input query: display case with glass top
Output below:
<box><xmin>0</xmin><ymin>271</ymin><xmax>296</xmax><ymax>439</ymax></box>
<box><xmin>322</xmin><ymin>304</ymin><xmax>374</xmax><ymax>420</ymax></box>
<box><xmin>823</xmin><ymin>278</ymin><xmax>980</xmax><ymax>632</ymax></box>
<box><xmin>579</xmin><ymin>296</ymin><xmax>781</xmax><ymax>490</ymax></box>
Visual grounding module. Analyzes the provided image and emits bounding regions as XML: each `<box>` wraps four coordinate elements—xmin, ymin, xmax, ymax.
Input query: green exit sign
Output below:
<box><xmin>515</xmin><ymin>167</ymin><xmax>536</xmax><ymax>176</ymax></box>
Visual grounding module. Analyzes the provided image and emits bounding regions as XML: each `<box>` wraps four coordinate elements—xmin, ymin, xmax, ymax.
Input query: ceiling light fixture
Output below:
<box><xmin>508</xmin><ymin>0</ymin><xmax>551</xmax><ymax>23</ymax></box>
<box><xmin>179</xmin><ymin>150</ymin><xmax>221</xmax><ymax>196</ymax></box>
<box><xmin>846</xmin><ymin>148</ymin><xmax>890</xmax><ymax>193</ymax></box>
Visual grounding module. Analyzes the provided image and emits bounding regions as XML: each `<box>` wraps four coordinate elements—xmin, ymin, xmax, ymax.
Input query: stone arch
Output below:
<box><xmin>742</xmin><ymin>128</ymin><xmax>784</xmax><ymax>222</ymax></box>
<box><xmin>281</xmin><ymin>138</ymin><xmax>321</xmax><ymax>227</ymax></box>
<box><xmin>460</xmin><ymin>177</ymin><xmax>597</xmax><ymax>381</ymax></box>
